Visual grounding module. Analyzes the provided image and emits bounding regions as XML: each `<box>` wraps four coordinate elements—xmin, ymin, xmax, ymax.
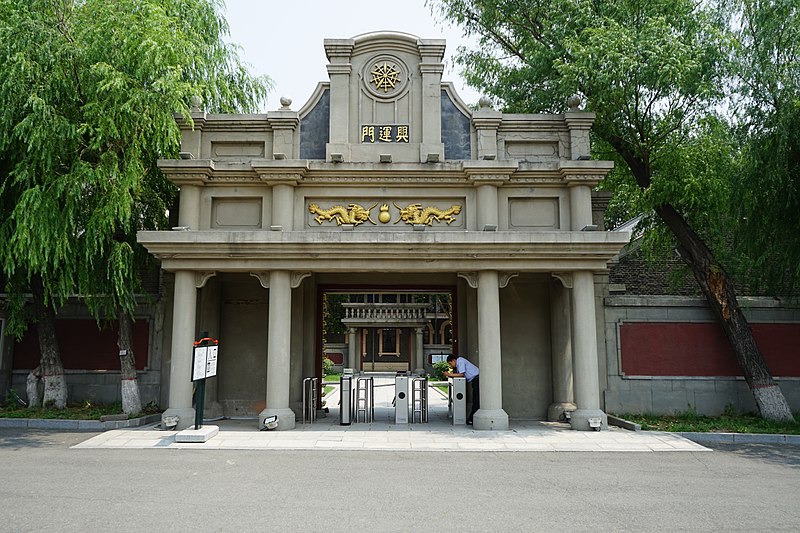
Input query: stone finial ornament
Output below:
<box><xmin>279</xmin><ymin>95</ymin><xmax>293</xmax><ymax>110</ymax></box>
<box><xmin>478</xmin><ymin>95</ymin><xmax>493</xmax><ymax>109</ymax></box>
<box><xmin>190</xmin><ymin>95</ymin><xmax>203</xmax><ymax>112</ymax></box>
<box><xmin>567</xmin><ymin>94</ymin><xmax>582</xmax><ymax>112</ymax></box>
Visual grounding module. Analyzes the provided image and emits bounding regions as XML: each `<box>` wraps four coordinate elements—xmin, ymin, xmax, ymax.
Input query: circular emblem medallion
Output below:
<box><xmin>362</xmin><ymin>55</ymin><xmax>408</xmax><ymax>99</ymax></box>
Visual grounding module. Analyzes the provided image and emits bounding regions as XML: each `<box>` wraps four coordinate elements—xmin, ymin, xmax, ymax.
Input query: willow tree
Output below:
<box><xmin>731</xmin><ymin>0</ymin><xmax>800</xmax><ymax>295</ymax></box>
<box><xmin>0</xmin><ymin>0</ymin><xmax>269</xmax><ymax>410</ymax></box>
<box><xmin>431</xmin><ymin>0</ymin><xmax>794</xmax><ymax>420</ymax></box>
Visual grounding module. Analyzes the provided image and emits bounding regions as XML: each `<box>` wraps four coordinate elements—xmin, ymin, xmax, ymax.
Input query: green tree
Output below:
<box><xmin>0</xmin><ymin>0</ymin><xmax>270</xmax><ymax>410</ymax></box>
<box><xmin>431</xmin><ymin>0</ymin><xmax>794</xmax><ymax>420</ymax></box>
<box><xmin>730</xmin><ymin>0</ymin><xmax>800</xmax><ymax>294</ymax></box>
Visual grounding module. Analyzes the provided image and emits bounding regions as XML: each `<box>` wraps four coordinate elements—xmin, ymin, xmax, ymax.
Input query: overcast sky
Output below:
<box><xmin>223</xmin><ymin>0</ymin><xmax>481</xmax><ymax>112</ymax></box>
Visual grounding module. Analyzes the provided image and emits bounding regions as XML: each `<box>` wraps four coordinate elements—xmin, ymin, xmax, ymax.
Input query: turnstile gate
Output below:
<box><xmin>411</xmin><ymin>377</ymin><xmax>428</xmax><ymax>423</ymax></box>
<box><xmin>448</xmin><ymin>377</ymin><xmax>466</xmax><ymax>425</ymax></box>
<box><xmin>302</xmin><ymin>377</ymin><xmax>318</xmax><ymax>424</ymax></box>
<box><xmin>355</xmin><ymin>376</ymin><xmax>374</xmax><ymax>423</ymax></box>
<box><xmin>340</xmin><ymin>375</ymin><xmax>353</xmax><ymax>425</ymax></box>
<box><xmin>395</xmin><ymin>375</ymin><xmax>409</xmax><ymax>424</ymax></box>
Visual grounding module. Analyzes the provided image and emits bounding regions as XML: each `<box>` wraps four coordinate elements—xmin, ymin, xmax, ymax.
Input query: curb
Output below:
<box><xmin>0</xmin><ymin>413</ymin><xmax>162</xmax><ymax>431</ymax></box>
<box><xmin>678</xmin><ymin>432</ymin><xmax>800</xmax><ymax>445</ymax></box>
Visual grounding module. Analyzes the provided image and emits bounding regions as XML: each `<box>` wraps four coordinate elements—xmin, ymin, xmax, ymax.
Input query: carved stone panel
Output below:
<box><xmin>212</xmin><ymin>198</ymin><xmax>263</xmax><ymax>229</ymax></box>
<box><xmin>508</xmin><ymin>198</ymin><xmax>560</xmax><ymax>230</ymax></box>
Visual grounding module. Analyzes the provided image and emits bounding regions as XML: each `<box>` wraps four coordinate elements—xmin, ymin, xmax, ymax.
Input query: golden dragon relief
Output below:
<box><xmin>393</xmin><ymin>202</ymin><xmax>462</xmax><ymax>226</ymax></box>
<box><xmin>308</xmin><ymin>203</ymin><xmax>377</xmax><ymax>226</ymax></box>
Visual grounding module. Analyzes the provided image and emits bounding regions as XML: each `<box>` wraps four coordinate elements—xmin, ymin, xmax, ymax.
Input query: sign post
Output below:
<box><xmin>191</xmin><ymin>332</ymin><xmax>219</xmax><ymax>430</ymax></box>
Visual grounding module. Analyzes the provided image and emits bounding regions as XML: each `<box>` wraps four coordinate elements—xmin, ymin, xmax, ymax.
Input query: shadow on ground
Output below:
<box><xmin>0</xmin><ymin>428</ymin><xmax>97</xmax><ymax>450</ymax></box>
<box><xmin>711</xmin><ymin>443</ymin><xmax>800</xmax><ymax>468</ymax></box>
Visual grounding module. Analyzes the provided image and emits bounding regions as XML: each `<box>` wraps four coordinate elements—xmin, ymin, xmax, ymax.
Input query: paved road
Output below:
<box><xmin>1</xmin><ymin>428</ymin><xmax>799</xmax><ymax>532</ymax></box>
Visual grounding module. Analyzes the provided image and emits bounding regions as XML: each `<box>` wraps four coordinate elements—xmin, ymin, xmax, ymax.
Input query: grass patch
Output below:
<box><xmin>323</xmin><ymin>373</ymin><xmax>341</xmax><ymax>382</ymax></box>
<box><xmin>614</xmin><ymin>410</ymin><xmax>800</xmax><ymax>434</ymax></box>
<box><xmin>0</xmin><ymin>400</ymin><xmax>161</xmax><ymax>420</ymax></box>
<box><xmin>323</xmin><ymin>385</ymin><xmax>334</xmax><ymax>396</ymax></box>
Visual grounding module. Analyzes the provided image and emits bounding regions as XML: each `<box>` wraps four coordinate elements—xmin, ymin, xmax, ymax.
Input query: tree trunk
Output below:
<box><xmin>655</xmin><ymin>204</ymin><xmax>795</xmax><ymax>421</ymax></box>
<box><xmin>26</xmin><ymin>366</ymin><xmax>42</xmax><ymax>407</ymax></box>
<box><xmin>117</xmin><ymin>312</ymin><xmax>142</xmax><ymax>415</ymax></box>
<box><xmin>30</xmin><ymin>275</ymin><xmax>67</xmax><ymax>409</ymax></box>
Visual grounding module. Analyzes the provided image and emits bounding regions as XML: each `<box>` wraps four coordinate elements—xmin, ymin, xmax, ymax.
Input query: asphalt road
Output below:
<box><xmin>1</xmin><ymin>428</ymin><xmax>799</xmax><ymax>532</ymax></box>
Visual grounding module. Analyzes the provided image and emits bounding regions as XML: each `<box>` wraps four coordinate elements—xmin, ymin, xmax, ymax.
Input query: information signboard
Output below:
<box><xmin>192</xmin><ymin>344</ymin><xmax>219</xmax><ymax>381</ymax></box>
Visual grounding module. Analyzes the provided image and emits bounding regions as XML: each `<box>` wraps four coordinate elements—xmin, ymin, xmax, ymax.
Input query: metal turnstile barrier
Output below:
<box><xmin>411</xmin><ymin>377</ymin><xmax>428</xmax><ymax>423</ymax></box>
<box><xmin>340</xmin><ymin>375</ymin><xmax>353</xmax><ymax>425</ymax></box>
<box><xmin>355</xmin><ymin>376</ymin><xmax>374</xmax><ymax>423</ymax></box>
<box><xmin>394</xmin><ymin>374</ymin><xmax>409</xmax><ymax>424</ymax></box>
<box><xmin>302</xmin><ymin>377</ymin><xmax>318</xmax><ymax>424</ymax></box>
<box><xmin>448</xmin><ymin>377</ymin><xmax>467</xmax><ymax>425</ymax></box>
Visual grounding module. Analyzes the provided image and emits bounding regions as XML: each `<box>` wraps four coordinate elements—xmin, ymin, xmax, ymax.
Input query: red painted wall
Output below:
<box><xmin>325</xmin><ymin>352</ymin><xmax>344</xmax><ymax>365</ymax></box>
<box><xmin>620</xmin><ymin>322</ymin><xmax>800</xmax><ymax>377</ymax></box>
<box><xmin>12</xmin><ymin>319</ymin><xmax>150</xmax><ymax>371</ymax></box>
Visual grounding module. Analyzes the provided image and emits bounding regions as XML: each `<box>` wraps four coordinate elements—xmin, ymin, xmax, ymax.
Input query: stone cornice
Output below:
<box><xmin>138</xmin><ymin>230</ymin><xmax>631</xmax><ymax>273</ymax></box>
<box><xmin>417</xmin><ymin>40</ymin><xmax>446</xmax><ymax>60</ymax></box>
<box><xmin>157</xmin><ymin>159</ymin><xmax>214</xmax><ymax>185</ymax></box>
<box><xmin>563</xmin><ymin>111</ymin><xmax>596</xmax><ymax>130</ymax></box>
<box><xmin>559</xmin><ymin>160</ymin><xmax>614</xmax><ymax>186</ymax></box>
<box><xmin>175</xmin><ymin>112</ymin><xmax>207</xmax><ymax>131</ymax></box>
<box><xmin>249</xmin><ymin>160</ymin><xmax>309</xmax><ymax>186</ymax></box>
<box><xmin>326</xmin><ymin>63</ymin><xmax>352</xmax><ymax>76</ymax></box>
<box><xmin>266</xmin><ymin>111</ymin><xmax>299</xmax><ymax>130</ymax></box>
<box><xmin>419</xmin><ymin>63</ymin><xmax>444</xmax><ymax>75</ymax></box>
<box><xmin>324</xmin><ymin>39</ymin><xmax>355</xmax><ymax>60</ymax></box>
<box><xmin>463</xmin><ymin>161</ymin><xmax>518</xmax><ymax>186</ymax></box>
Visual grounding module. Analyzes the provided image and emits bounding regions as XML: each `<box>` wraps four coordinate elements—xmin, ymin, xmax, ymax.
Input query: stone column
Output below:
<box><xmin>464</xmin><ymin>162</ymin><xmax>516</xmax><ymax>231</ymax></box>
<box><xmin>569</xmin><ymin>270</ymin><xmax>607</xmax><ymax>431</ymax></box>
<box><xmin>474</xmin><ymin>270</ymin><xmax>509</xmax><ymax>430</ymax></box>
<box><xmin>162</xmin><ymin>270</ymin><xmax>197</xmax><ymax>430</ymax></box>
<box><xmin>199</xmin><ymin>276</ymin><xmax>223</xmax><ymax>419</ymax></box>
<box><xmin>414</xmin><ymin>327</ymin><xmax>425</xmax><ymax>375</ymax></box>
<box><xmin>348</xmin><ymin>328</ymin><xmax>358</xmax><ymax>371</ymax></box>
<box><xmin>260</xmin><ymin>270</ymin><xmax>296</xmax><ymax>430</ymax></box>
<box><xmin>569</xmin><ymin>183</ymin><xmax>593</xmax><ymax>231</ymax></box>
<box><xmin>476</xmin><ymin>184</ymin><xmax>499</xmax><ymax>230</ymax></box>
<box><xmin>178</xmin><ymin>183</ymin><xmax>201</xmax><ymax>230</ymax></box>
<box><xmin>271</xmin><ymin>182</ymin><xmax>294</xmax><ymax>231</ymax></box>
<box><xmin>548</xmin><ymin>278</ymin><xmax>576</xmax><ymax>421</ymax></box>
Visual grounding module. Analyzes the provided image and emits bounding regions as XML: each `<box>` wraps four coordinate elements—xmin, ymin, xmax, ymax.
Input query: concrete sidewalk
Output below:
<box><xmin>73</xmin><ymin>376</ymin><xmax>709</xmax><ymax>452</ymax></box>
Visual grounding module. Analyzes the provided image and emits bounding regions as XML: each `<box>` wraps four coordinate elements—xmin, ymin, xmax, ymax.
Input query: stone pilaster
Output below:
<box><xmin>472</xmin><ymin>97</ymin><xmax>502</xmax><ymax>160</ymax></box>
<box><xmin>418</xmin><ymin>39</ymin><xmax>446</xmax><ymax>162</ymax></box>
<box><xmin>267</xmin><ymin>98</ymin><xmax>300</xmax><ymax>160</ymax></box>
<box><xmin>348</xmin><ymin>328</ymin><xmax>359</xmax><ymax>371</ymax></box>
<box><xmin>414</xmin><ymin>327</ymin><xmax>425</xmax><ymax>374</ymax></box>
<box><xmin>324</xmin><ymin>39</ymin><xmax>354</xmax><ymax>160</ymax></box>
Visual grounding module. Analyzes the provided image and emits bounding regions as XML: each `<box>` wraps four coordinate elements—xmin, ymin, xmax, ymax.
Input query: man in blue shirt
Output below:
<box><xmin>443</xmin><ymin>355</ymin><xmax>480</xmax><ymax>425</ymax></box>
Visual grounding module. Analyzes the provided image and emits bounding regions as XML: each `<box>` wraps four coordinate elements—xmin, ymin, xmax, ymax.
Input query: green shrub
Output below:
<box><xmin>322</xmin><ymin>356</ymin><xmax>334</xmax><ymax>376</ymax></box>
<box><xmin>430</xmin><ymin>360</ymin><xmax>451</xmax><ymax>380</ymax></box>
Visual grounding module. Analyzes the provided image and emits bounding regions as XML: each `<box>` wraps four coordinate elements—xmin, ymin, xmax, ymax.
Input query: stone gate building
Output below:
<box><xmin>137</xmin><ymin>31</ymin><xmax>629</xmax><ymax>431</ymax></box>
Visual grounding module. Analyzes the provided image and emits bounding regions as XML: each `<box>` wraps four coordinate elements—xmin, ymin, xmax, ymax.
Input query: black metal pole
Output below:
<box><xmin>194</xmin><ymin>378</ymin><xmax>205</xmax><ymax>430</ymax></box>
